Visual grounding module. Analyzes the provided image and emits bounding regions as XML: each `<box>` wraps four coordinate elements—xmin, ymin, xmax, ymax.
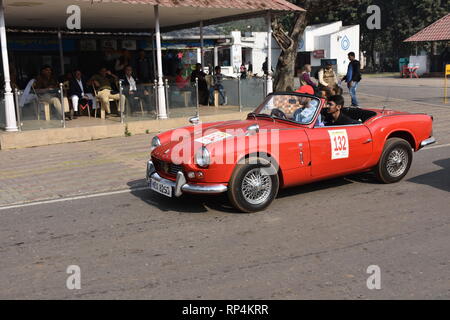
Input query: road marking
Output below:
<box><xmin>0</xmin><ymin>186</ymin><xmax>150</xmax><ymax>211</ymax></box>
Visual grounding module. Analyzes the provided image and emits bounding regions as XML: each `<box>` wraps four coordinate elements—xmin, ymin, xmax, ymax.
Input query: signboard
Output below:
<box><xmin>121</xmin><ymin>40</ymin><xmax>136</xmax><ymax>50</ymax></box>
<box><xmin>313</xmin><ymin>50</ymin><xmax>325</xmax><ymax>59</ymax></box>
<box><xmin>101</xmin><ymin>39</ymin><xmax>117</xmax><ymax>50</ymax></box>
<box><xmin>80</xmin><ymin>39</ymin><xmax>97</xmax><ymax>51</ymax></box>
<box><xmin>446</xmin><ymin>64</ymin><xmax>450</xmax><ymax>76</ymax></box>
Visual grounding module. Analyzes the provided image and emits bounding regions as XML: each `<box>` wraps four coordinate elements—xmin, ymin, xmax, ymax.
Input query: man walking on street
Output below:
<box><xmin>342</xmin><ymin>52</ymin><xmax>361</xmax><ymax>107</ymax></box>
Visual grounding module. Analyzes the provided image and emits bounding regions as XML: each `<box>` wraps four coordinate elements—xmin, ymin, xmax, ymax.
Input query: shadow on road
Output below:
<box><xmin>127</xmin><ymin>171</ymin><xmax>389</xmax><ymax>213</ymax></box>
<box><xmin>408</xmin><ymin>158</ymin><xmax>450</xmax><ymax>192</ymax></box>
<box><xmin>277</xmin><ymin>177</ymin><xmax>355</xmax><ymax>199</ymax></box>
<box><xmin>127</xmin><ymin>179</ymin><xmax>240</xmax><ymax>214</ymax></box>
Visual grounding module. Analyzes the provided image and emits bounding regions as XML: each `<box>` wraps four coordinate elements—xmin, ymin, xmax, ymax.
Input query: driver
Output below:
<box><xmin>324</xmin><ymin>95</ymin><xmax>360</xmax><ymax>126</ymax></box>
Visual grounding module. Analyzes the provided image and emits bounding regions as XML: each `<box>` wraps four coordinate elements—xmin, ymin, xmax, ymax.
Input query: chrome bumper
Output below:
<box><xmin>420</xmin><ymin>136</ymin><xmax>436</xmax><ymax>148</ymax></box>
<box><xmin>146</xmin><ymin>160</ymin><xmax>227</xmax><ymax>197</ymax></box>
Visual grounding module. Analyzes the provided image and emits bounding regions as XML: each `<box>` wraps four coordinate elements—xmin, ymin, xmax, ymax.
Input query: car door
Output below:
<box><xmin>305</xmin><ymin>124</ymin><xmax>373</xmax><ymax>178</ymax></box>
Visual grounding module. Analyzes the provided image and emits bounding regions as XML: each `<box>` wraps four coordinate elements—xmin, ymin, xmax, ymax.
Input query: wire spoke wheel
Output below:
<box><xmin>241</xmin><ymin>168</ymin><xmax>272</xmax><ymax>205</ymax></box>
<box><xmin>386</xmin><ymin>148</ymin><xmax>408</xmax><ymax>177</ymax></box>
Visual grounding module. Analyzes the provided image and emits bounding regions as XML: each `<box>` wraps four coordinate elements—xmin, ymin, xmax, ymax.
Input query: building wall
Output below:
<box><xmin>329</xmin><ymin>25</ymin><xmax>360</xmax><ymax>75</ymax></box>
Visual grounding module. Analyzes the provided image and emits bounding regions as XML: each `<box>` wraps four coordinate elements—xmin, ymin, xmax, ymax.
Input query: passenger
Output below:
<box><xmin>324</xmin><ymin>95</ymin><xmax>360</xmax><ymax>126</ymax></box>
<box><xmin>293</xmin><ymin>85</ymin><xmax>321</xmax><ymax>125</ymax></box>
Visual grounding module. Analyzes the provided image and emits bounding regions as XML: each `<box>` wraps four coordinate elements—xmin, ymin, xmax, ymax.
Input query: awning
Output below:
<box><xmin>4</xmin><ymin>0</ymin><xmax>304</xmax><ymax>31</ymax></box>
<box><xmin>404</xmin><ymin>13</ymin><xmax>450</xmax><ymax>42</ymax></box>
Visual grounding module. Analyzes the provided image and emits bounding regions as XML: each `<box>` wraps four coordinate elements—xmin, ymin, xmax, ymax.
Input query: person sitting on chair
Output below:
<box><xmin>88</xmin><ymin>67</ymin><xmax>125</xmax><ymax>117</ymax></box>
<box><xmin>33</xmin><ymin>65</ymin><xmax>63</xmax><ymax>118</ymax></box>
<box><xmin>68</xmin><ymin>69</ymin><xmax>95</xmax><ymax>117</ymax></box>
<box><xmin>121</xmin><ymin>65</ymin><xmax>150</xmax><ymax>113</ymax></box>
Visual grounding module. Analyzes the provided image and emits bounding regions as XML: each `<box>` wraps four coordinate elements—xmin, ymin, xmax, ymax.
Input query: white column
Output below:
<box><xmin>196</xmin><ymin>48</ymin><xmax>201</xmax><ymax>64</ymax></box>
<box><xmin>154</xmin><ymin>5</ymin><xmax>167</xmax><ymax>119</ymax></box>
<box><xmin>57</xmin><ymin>30</ymin><xmax>65</xmax><ymax>76</ymax></box>
<box><xmin>214</xmin><ymin>46</ymin><xmax>219</xmax><ymax>67</ymax></box>
<box><xmin>199</xmin><ymin>20</ymin><xmax>204</xmax><ymax>69</ymax></box>
<box><xmin>0</xmin><ymin>0</ymin><xmax>17</xmax><ymax>131</ymax></box>
<box><xmin>266</xmin><ymin>10</ymin><xmax>273</xmax><ymax>94</ymax></box>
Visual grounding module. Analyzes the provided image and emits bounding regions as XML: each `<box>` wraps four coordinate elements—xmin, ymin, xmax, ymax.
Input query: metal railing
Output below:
<box><xmin>2</xmin><ymin>77</ymin><xmax>268</xmax><ymax>131</ymax></box>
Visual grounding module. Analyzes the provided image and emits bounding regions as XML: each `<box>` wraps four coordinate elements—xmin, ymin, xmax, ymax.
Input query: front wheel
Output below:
<box><xmin>375</xmin><ymin>138</ymin><xmax>413</xmax><ymax>183</ymax></box>
<box><xmin>228</xmin><ymin>160</ymin><xmax>279</xmax><ymax>213</ymax></box>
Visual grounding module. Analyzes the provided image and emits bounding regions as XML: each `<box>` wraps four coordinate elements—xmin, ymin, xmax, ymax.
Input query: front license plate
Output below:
<box><xmin>150</xmin><ymin>179</ymin><xmax>172</xmax><ymax>197</ymax></box>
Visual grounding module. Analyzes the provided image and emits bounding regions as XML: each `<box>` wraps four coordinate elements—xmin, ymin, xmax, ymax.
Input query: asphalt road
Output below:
<box><xmin>0</xmin><ymin>144</ymin><xmax>449</xmax><ymax>299</ymax></box>
<box><xmin>357</xmin><ymin>78</ymin><xmax>448</xmax><ymax>107</ymax></box>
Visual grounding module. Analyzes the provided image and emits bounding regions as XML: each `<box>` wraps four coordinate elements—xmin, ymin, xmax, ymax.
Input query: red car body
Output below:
<box><xmin>147</xmin><ymin>92</ymin><xmax>435</xmax><ymax>212</ymax></box>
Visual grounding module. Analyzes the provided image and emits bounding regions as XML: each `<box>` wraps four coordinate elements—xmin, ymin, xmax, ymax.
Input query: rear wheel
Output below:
<box><xmin>375</xmin><ymin>138</ymin><xmax>413</xmax><ymax>183</ymax></box>
<box><xmin>228</xmin><ymin>159</ymin><xmax>279</xmax><ymax>213</ymax></box>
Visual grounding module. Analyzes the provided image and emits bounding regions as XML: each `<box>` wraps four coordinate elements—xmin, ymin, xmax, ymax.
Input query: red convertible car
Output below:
<box><xmin>146</xmin><ymin>92</ymin><xmax>435</xmax><ymax>212</ymax></box>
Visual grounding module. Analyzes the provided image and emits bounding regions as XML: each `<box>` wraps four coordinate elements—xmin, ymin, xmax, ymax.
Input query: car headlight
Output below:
<box><xmin>150</xmin><ymin>136</ymin><xmax>161</xmax><ymax>151</ymax></box>
<box><xmin>195</xmin><ymin>146</ymin><xmax>210</xmax><ymax>168</ymax></box>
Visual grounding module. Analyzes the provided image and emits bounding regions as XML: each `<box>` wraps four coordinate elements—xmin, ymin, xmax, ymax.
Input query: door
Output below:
<box><xmin>305</xmin><ymin>125</ymin><xmax>373</xmax><ymax>178</ymax></box>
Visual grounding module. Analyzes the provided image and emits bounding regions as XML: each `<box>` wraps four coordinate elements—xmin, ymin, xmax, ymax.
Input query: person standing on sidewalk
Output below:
<box><xmin>342</xmin><ymin>52</ymin><xmax>361</xmax><ymax>107</ymax></box>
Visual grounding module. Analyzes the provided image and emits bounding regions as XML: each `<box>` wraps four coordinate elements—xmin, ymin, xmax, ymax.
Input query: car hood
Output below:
<box><xmin>152</xmin><ymin>119</ymin><xmax>293</xmax><ymax>162</ymax></box>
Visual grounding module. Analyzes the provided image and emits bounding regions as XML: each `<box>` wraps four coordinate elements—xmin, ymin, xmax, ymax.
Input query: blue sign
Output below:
<box><xmin>8</xmin><ymin>38</ymin><xmax>76</xmax><ymax>52</ymax></box>
<box><xmin>341</xmin><ymin>35</ymin><xmax>350</xmax><ymax>51</ymax></box>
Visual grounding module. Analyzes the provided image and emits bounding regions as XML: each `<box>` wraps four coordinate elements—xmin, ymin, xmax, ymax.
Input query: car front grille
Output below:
<box><xmin>153</xmin><ymin>158</ymin><xmax>183</xmax><ymax>176</ymax></box>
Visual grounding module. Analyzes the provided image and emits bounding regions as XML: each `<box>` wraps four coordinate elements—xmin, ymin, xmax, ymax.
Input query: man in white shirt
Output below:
<box><xmin>68</xmin><ymin>70</ymin><xmax>95</xmax><ymax>116</ymax></box>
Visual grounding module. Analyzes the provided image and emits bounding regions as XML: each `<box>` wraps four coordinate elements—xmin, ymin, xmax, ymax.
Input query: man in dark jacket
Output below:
<box><xmin>342</xmin><ymin>52</ymin><xmax>362</xmax><ymax>107</ymax></box>
<box><xmin>68</xmin><ymin>70</ymin><xmax>95</xmax><ymax>117</ymax></box>
<box><xmin>121</xmin><ymin>65</ymin><xmax>150</xmax><ymax>113</ymax></box>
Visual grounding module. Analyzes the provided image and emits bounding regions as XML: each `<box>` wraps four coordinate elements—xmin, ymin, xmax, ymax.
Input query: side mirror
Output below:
<box><xmin>189</xmin><ymin>116</ymin><xmax>200</xmax><ymax>125</ymax></box>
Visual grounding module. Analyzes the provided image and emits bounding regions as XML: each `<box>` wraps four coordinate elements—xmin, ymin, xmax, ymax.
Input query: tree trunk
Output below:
<box><xmin>272</xmin><ymin>12</ymin><xmax>307</xmax><ymax>92</ymax></box>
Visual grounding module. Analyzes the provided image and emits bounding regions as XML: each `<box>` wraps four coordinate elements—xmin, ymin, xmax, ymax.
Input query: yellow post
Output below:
<box><xmin>445</xmin><ymin>64</ymin><xmax>450</xmax><ymax>104</ymax></box>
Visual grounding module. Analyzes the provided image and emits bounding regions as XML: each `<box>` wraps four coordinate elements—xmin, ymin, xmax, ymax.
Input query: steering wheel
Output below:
<box><xmin>270</xmin><ymin>108</ymin><xmax>288</xmax><ymax>120</ymax></box>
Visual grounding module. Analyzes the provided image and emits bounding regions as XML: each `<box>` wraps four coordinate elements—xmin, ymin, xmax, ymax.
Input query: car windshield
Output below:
<box><xmin>253</xmin><ymin>94</ymin><xmax>321</xmax><ymax>125</ymax></box>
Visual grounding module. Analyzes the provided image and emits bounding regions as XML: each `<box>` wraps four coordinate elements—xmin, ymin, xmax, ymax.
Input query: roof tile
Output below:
<box><xmin>85</xmin><ymin>0</ymin><xmax>305</xmax><ymax>11</ymax></box>
<box><xmin>404</xmin><ymin>13</ymin><xmax>450</xmax><ymax>42</ymax></box>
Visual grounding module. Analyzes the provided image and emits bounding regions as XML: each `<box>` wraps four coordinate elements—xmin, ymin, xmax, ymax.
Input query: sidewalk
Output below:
<box><xmin>0</xmin><ymin>94</ymin><xmax>449</xmax><ymax>208</ymax></box>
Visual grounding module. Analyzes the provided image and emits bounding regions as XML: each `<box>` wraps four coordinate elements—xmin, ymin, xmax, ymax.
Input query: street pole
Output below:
<box><xmin>195</xmin><ymin>77</ymin><xmax>199</xmax><ymax>117</ymax></box>
<box><xmin>154</xmin><ymin>5</ymin><xmax>167</xmax><ymax>119</ymax></box>
<box><xmin>238</xmin><ymin>76</ymin><xmax>242</xmax><ymax>112</ymax></box>
<box><xmin>164</xmin><ymin>78</ymin><xmax>170</xmax><ymax>117</ymax></box>
<box><xmin>0</xmin><ymin>0</ymin><xmax>18</xmax><ymax>131</ymax></box>
<box><xmin>59</xmin><ymin>82</ymin><xmax>66</xmax><ymax>128</ymax></box>
<box><xmin>14</xmin><ymin>88</ymin><xmax>21</xmax><ymax>131</ymax></box>
<box><xmin>266</xmin><ymin>10</ymin><xmax>273</xmax><ymax>94</ymax></box>
<box><xmin>119</xmin><ymin>79</ymin><xmax>124</xmax><ymax>124</ymax></box>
